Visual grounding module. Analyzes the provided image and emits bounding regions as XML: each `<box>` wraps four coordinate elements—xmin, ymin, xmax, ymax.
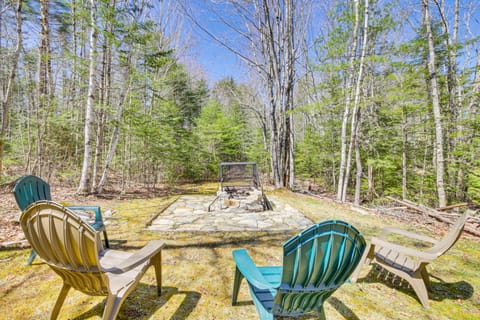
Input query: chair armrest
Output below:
<box><xmin>379</xmin><ymin>227</ymin><xmax>437</xmax><ymax>244</ymax></box>
<box><xmin>67</xmin><ymin>205</ymin><xmax>103</xmax><ymax>223</ymax></box>
<box><xmin>103</xmin><ymin>240</ymin><xmax>165</xmax><ymax>273</ymax></box>
<box><xmin>371</xmin><ymin>237</ymin><xmax>437</xmax><ymax>262</ymax></box>
<box><xmin>232</xmin><ymin>249</ymin><xmax>276</xmax><ymax>290</ymax></box>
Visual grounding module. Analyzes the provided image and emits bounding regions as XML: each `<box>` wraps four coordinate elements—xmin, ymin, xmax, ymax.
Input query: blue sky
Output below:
<box><xmin>191</xmin><ymin>31</ymin><xmax>245</xmax><ymax>84</ymax></box>
<box><xmin>178</xmin><ymin>1</ymin><xmax>326</xmax><ymax>85</ymax></box>
<box><xmin>175</xmin><ymin>0</ymin><xmax>248</xmax><ymax>85</ymax></box>
<box><xmin>177</xmin><ymin>0</ymin><xmax>480</xmax><ymax>86</ymax></box>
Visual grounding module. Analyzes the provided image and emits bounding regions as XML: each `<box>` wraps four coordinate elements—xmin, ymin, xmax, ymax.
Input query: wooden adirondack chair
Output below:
<box><xmin>20</xmin><ymin>201</ymin><xmax>164</xmax><ymax>320</ymax></box>
<box><xmin>232</xmin><ymin>220</ymin><xmax>366</xmax><ymax>319</ymax></box>
<box><xmin>13</xmin><ymin>175</ymin><xmax>109</xmax><ymax>265</ymax></box>
<box><xmin>350</xmin><ymin>211</ymin><xmax>469</xmax><ymax>308</ymax></box>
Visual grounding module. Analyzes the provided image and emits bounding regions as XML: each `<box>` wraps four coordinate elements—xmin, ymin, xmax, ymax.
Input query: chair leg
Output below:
<box><xmin>318</xmin><ymin>305</ymin><xmax>326</xmax><ymax>320</ymax></box>
<box><xmin>408</xmin><ymin>273</ymin><xmax>430</xmax><ymax>308</ymax></box>
<box><xmin>420</xmin><ymin>266</ymin><xmax>431</xmax><ymax>291</ymax></box>
<box><xmin>151</xmin><ymin>251</ymin><xmax>162</xmax><ymax>296</ymax></box>
<box><xmin>350</xmin><ymin>243</ymin><xmax>374</xmax><ymax>283</ymax></box>
<box><xmin>103</xmin><ymin>230</ymin><xmax>110</xmax><ymax>248</ymax></box>
<box><xmin>26</xmin><ymin>250</ymin><xmax>37</xmax><ymax>266</ymax></box>
<box><xmin>50</xmin><ymin>283</ymin><xmax>71</xmax><ymax>320</ymax></box>
<box><xmin>258</xmin><ymin>308</ymin><xmax>274</xmax><ymax>320</ymax></box>
<box><xmin>232</xmin><ymin>267</ymin><xmax>244</xmax><ymax>305</ymax></box>
<box><xmin>102</xmin><ymin>294</ymin><xmax>124</xmax><ymax>320</ymax></box>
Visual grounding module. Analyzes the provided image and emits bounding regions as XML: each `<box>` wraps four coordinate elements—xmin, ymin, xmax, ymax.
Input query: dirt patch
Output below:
<box><xmin>0</xmin><ymin>181</ymin><xmax>183</xmax><ymax>246</ymax></box>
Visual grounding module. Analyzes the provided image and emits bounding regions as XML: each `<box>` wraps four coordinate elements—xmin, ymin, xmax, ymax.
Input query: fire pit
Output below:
<box><xmin>208</xmin><ymin>162</ymin><xmax>272</xmax><ymax>212</ymax></box>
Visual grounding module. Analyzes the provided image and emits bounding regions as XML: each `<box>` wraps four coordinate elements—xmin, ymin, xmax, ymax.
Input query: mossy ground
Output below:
<box><xmin>1</xmin><ymin>187</ymin><xmax>479</xmax><ymax>319</ymax></box>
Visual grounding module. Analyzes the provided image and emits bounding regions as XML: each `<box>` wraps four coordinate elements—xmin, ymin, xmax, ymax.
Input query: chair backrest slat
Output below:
<box><xmin>275</xmin><ymin>220</ymin><xmax>366</xmax><ymax>316</ymax></box>
<box><xmin>13</xmin><ymin>175</ymin><xmax>52</xmax><ymax>210</ymax></box>
<box><xmin>20</xmin><ymin>201</ymin><xmax>107</xmax><ymax>294</ymax></box>
<box><xmin>426</xmin><ymin>211</ymin><xmax>468</xmax><ymax>257</ymax></box>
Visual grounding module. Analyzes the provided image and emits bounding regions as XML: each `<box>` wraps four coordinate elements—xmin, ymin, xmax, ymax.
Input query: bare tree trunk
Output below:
<box><xmin>24</xmin><ymin>70</ymin><xmax>36</xmax><ymax>173</ymax></box>
<box><xmin>434</xmin><ymin>0</ymin><xmax>459</xmax><ymax>194</ymax></box>
<box><xmin>182</xmin><ymin>0</ymin><xmax>299</xmax><ymax>189</ymax></box>
<box><xmin>354</xmin><ymin>109</ymin><xmax>362</xmax><ymax>205</ymax></box>
<box><xmin>419</xmin><ymin>116</ymin><xmax>430</xmax><ymax>202</ymax></box>
<box><xmin>78</xmin><ymin>0</ymin><xmax>98</xmax><ymax>194</ymax></box>
<box><xmin>423</xmin><ymin>0</ymin><xmax>447</xmax><ymax>207</ymax></box>
<box><xmin>92</xmin><ymin>107</ymin><xmax>105</xmax><ymax>190</ymax></box>
<box><xmin>337</xmin><ymin>0</ymin><xmax>359</xmax><ymax>200</ymax></box>
<box><xmin>257</xmin><ymin>0</ymin><xmax>297</xmax><ymax>189</ymax></box>
<box><xmin>402</xmin><ymin>104</ymin><xmax>408</xmax><ymax>200</ymax></box>
<box><xmin>262</xmin><ymin>2</ymin><xmax>283</xmax><ymax>188</ymax></box>
<box><xmin>285</xmin><ymin>0</ymin><xmax>295</xmax><ymax>189</ymax></box>
<box><xmin>0</xmin><ymin>0</ymin><xmax>22</xmax><ymax>178</ymax></box>
<box><xmin>342</xmin><ymin>0</ymin><xmax>369</xmax><ymax>203</ymax></box>
<box><xmin>367</xmin><ymin>164</ymin><xmax>374</xmax><ymax>201</ymax></box>
<box><xmin>92</xmin><ymin>1</ymin><xmax>114</xmax><ymax>191</ymax></box>
<box><xmin>36</xmin><ymin>0</ymin><xmax>54</xmax><ymax>176</ymax></box>
<box><xmin>96</xmin><ymin>103</ymin><xmax>122</xmax><ymax>193</ymax></box>
<box><xmin>456</xmin><ymin>51</ymin><xmax>480</xmax><ymax>199</ymax></box>
<box><xmin>96</xmin><ymin>55</ymin><xmax>133</xmax><ymax>194</ymax></box>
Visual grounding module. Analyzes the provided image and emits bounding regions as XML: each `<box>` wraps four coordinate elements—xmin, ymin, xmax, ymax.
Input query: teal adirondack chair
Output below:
<box><xmin>13</xmin><ymin>175</ymin><xmax>109</xmax><ymax>265</ymax></box>
<box><xmin>232</xmin><ymin>220</ymin><xmax>366</xmax><ymax>319</ymax></box>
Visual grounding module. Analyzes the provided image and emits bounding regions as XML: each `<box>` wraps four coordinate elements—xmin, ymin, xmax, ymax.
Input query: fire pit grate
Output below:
<box><xmin>208</xmin><ymin>162</ymin><xmax>272</xmax><ymax>212</ymax></box>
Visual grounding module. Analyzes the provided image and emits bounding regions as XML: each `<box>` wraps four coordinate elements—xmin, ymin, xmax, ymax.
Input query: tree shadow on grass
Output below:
<box><xmin>276</xmin><ymin>297</ymin><xmax>361</xmax><ymax>319</ymax></box>
<box><xmin>71</xmin><ymin>286</ymin><xmax>201</xmax><ymax>320</ymax></box>
<box><xmin>327</xmin><ymin>297</ymin><xmax>361</xmax><ymax>320</ymax></box>
<box><xmin>102</xmin><ymin>238</ymin><xmax>128</xmax><ymax>248</ymax></box>
<box><xmin>357</xmin><ymin>265</ymin><xmax>473</xmax><ymax>304</ymax></box>
<box><xmin>233</xmin><ymin>294</ymin><xmax>360</xmax><ymax>319</ymax></box>
<box><xmin>113</xmin><ymin>232</ymin><xmax>294</xmax><ymax>252</ymax></box>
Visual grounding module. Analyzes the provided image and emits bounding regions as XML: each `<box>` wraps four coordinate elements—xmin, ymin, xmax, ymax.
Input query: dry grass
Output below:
<box><xmin>1</xmin><ymin>187</ymin><xmax>479</xmax><ymax>319</ymax></box>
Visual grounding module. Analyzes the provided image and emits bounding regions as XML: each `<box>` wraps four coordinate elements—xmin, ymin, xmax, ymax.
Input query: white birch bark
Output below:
<box><xmin>337</xmin><ymin>0</ymin><xmax>359</xmax><ymax>200</ymax></box>
<box><xmin>402</xmin><ymin>104</ymin><xmax>408</xmax><ymax>200</ymax></box>
<box><xmin>434</xmin><ymin>0</ymin><xmax>459</xmax><ymax>191</ymax></box>
<box><xmin>78</xmin><ymin>0</ymin><xmax>98</xmax><ymax>194</ymax></box>
<box><xmin>423</xmin><ymin>0</ymin><xmax>447</xmax><ymax>207</ymax></box>
<box><xmin>342</xmin><ymin>0</ymin><xmax>369</xmax><ymax>203</ymax></box>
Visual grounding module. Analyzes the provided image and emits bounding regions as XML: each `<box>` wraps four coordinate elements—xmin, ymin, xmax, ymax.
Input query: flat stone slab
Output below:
<box><xmin>148</xmin><ymin>195</ymin><xmax>313</xmax><ymax>232</ymax></box>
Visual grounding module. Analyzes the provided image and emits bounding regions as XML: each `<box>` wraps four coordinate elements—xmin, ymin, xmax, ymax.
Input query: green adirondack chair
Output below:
<box><xmin>13</xmin><ymin>175</ymin><xmax>109</xmax><ymax>265</ymax></box>
<box><xmin>232</xmin><ymin>220</ymin><xmax>366</xmax><ymax>319</ymax></box>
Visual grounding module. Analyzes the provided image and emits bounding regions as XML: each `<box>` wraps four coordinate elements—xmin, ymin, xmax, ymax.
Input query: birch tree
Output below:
<box><xmin>423</xmin><ymin>0</ymin><xmax>447</xmax><ymax>207</ymax></box>
<box><xmin>433</xmin><ymin>0</ymin><xmax>459</xmax><ymax>161</ymax></box>
<box><xmin>342</xmin><ymin>0</ymin><xmax>369</xmax><ymax>204</ymax></box>
<box><xmin>78</xmin><ymin>0</ymin><xmax>98</xmax><ymax>194</ymax></box>
<box><xmin>337</xmin><ymin>0</ymin><xmax>360</xmax><ymax>201</ymax></box>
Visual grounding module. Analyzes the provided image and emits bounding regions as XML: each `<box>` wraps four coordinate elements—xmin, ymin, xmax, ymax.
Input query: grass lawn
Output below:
<box><xmin>1</xmin><ymin>188</ymin><xmax>479</xmax><ymax>319</ymax></box>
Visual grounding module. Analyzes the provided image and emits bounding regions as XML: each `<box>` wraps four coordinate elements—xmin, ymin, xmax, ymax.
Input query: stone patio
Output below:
<box><xmin>148</xmin><ymin>195</ymin><xmax>313</xmax><ymax>232</ymax></box>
